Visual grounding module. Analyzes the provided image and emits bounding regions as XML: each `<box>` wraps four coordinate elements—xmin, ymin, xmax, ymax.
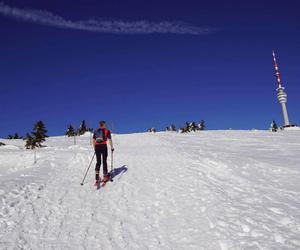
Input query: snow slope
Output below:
<box><xmin>0</xmin><ymin>131</ymin><xmax>300</xmax><ymax>250</ymax></box>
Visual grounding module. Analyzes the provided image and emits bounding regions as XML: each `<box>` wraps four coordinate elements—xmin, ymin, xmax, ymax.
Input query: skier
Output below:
<box><xmin>93</xmin><ymin>121</ymin><xmax>114</xmax><ymax>186</ymax></box>
<box><xmin>270</xmin><ymin>120</ymin><xmax>278</xmax><ymax>132</ymax></box>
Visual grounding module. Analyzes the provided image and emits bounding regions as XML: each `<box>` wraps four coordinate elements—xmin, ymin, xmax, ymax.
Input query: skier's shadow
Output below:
<box><xmin>110</xmin><ymin>165</ymin><xmax>128</xmax><ymax>180</ymax></box>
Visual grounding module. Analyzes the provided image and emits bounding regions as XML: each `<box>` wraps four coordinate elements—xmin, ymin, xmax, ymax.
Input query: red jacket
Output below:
<box><xmin>93</xmin><ymin>128</ymin><xmax>111</xmax><ymax>145</ymax></box>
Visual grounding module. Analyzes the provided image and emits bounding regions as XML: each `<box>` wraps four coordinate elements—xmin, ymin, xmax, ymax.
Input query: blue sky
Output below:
<box><xmin>0</xmin><ymin>0</ymin><xmax>299</xmax><ymax>136</ymax></box>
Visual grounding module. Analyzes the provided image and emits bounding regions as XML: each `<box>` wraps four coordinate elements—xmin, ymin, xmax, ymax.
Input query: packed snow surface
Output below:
<box><xmin>0</xmin><ymin>131</ymin><xmax>300</xmax><ymax>250</ymax></box>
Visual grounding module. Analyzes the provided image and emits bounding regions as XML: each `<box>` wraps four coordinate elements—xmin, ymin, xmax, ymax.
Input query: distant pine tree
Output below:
<box><xmin>31</xmin><ymin>120</ymin><xmax>48</xmax><ymax>147</ymax></box>
<box><xmin>191</xmin><ymin>122</ymin><xmax>197</xmax><ymax>131</ymax></box>
<box><xmin>147</xmin><ymin>128</ymin><xmax>156</xmax><ymax>133</ymax></box>
<box><xmin>165</xmin><ymin>124</ymin><xmax>176</xmax><ymax>132</ymax></box>
<box><xmin>171</xmin><ymin>124</ymin><xmax>176</xmax><ymax>131</ymax></box>
<box><xmin>66</xmin><ymin>125</ymin><xmax>75</xmax><ymax>137</ymax></box>
<box><xmin>7</xmin><ymin>133</ymin><xmax>22</xmax><ymax>139</ymax></box>
<box><xmin>25</xmin><ymin>133</ymin><xmax>38</xmax><ymax>149</ymax></box>
<box><xmin>78</xmin><ymin>120</ymin><xmax>88</xmax><ymax>135</ymax></box>
<box><xmin>14</xmin><ymin>133</ymin><xmax>22</xmax><ymax>139</ymax></box>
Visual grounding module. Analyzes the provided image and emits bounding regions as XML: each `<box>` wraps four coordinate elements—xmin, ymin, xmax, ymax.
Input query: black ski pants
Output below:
<box><xmin>95</xmin><ymin>144</ymin><xmax>108</xmax><ymax>176</ymax></box>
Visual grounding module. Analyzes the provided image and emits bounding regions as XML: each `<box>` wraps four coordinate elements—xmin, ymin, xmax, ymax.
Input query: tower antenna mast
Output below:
<box><xmin>272</xmin><ymin>50</ymin><xmax>294</xmax><ymax>128</ymax></box>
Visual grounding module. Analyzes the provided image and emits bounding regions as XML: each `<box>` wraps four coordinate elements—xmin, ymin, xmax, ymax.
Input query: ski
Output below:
<box><xmin>101</xmin><ymin>180</ymin><xmax>108</xmax><ymax>187</ymax></box>
<box><xmin>101</xmin><ymin>176</ymin><xmax>110</xmax><ymax>187</ymax></box>
<box><xmin>94</xmin><ymin>178</ymin><xmax>101</xmax><ymax>189</ymax></box>
<box><xmin>94</xmin><ymin>181</ymin><xmax>100</xmax><ymax>189</ymax></box>
<box><xmin>95</xmin><ymin>173</ymin><xmax>113</xmax><ymax>189</ymax></box>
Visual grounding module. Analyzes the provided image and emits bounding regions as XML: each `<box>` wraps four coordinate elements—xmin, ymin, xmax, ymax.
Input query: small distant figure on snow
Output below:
<box><xmin>270</xmin><ymin>120</ymin><xmax>278</xmax><ymax>132</ymax></box>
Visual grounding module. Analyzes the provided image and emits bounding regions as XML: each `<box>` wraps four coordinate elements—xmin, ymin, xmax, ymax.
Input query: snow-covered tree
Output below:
<box><xmin>190</xmin><ymin>122</ymin><xmax>197</xmax><ymax>132</ymax></box>
<box><xmin>25</xmin><ymin>133</ymin><xmax>38</xmax><ymax>149</ymax></box>
<box><xmin>7</xmin><ymin>133</ymin><xmax>22</xmax><ymax>139</ymax></box>
<box><xmin>198</xmin><ymin>120</ymin><xmax>205</xmax><ymax>130</ymax></box>
<box><xmin>179</xmin><ymin>120</ymin><xmax>206</xmax><ymax>133</ymax></box>
<box><xmin>78</xmin><ymin>120</ymin><xmax>88</xmax><ymax>135</ymax></box>
<box><xmin>66</xmin><ymin>125</ymin><xmax>75</xmax><ymax>137</ymax></box>
<box><xmin>14</xmin><ymin>133</ymin><xmax>22</xmax><ymax>139</ymax></box>
<box><xmin>25</xmin><ymin>120</ymin><xmax>47</xmax><ymax>149</ymax></box>
<box><xmin>170</xmin><ymin>124</ymin><xmax>176</xmax><ymax>131</ymax></box>
<box><xmin>166</xmin><ymin>124</ymin><xmax>177</xmax><ymax>131</ymax></box>
<box><xmin>147</xmin><ymin>128</ymin><xmax>156</xmax><ymax>133</ymax></box>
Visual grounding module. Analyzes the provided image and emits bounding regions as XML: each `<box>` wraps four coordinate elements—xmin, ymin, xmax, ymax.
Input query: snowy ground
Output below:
<box><xmin>0</xmin><ymin>130</ymin><xmax>300</xmax><ymax>250</ymax></box>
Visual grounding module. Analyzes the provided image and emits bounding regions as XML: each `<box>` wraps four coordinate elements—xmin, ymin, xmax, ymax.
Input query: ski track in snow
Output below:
<box><xmin>0</xmin><ymin>131</ymin><xmax>300</xmax><ymax>249</ymax></box>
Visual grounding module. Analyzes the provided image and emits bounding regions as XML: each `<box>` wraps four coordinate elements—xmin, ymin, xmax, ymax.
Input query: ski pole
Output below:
<box><xmin>80</xmin><ymin>152</ymin><xmax>96</xmax><ymax>185</ymax></box>
<box><xmin>109</xmin><ymin>125</ymin><xmax>114</xmax><ymax>182</ymax></box>
<box><xmin>110</xmin><ymin>150</ymin><xmax>114</xmax><ymax>181</ymax></box>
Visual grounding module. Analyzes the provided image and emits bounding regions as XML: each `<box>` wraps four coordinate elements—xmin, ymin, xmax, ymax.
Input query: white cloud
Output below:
<box><xmin>0</xmin><ymin>2</ymin><xmax>213</xmax><ymax>35</ymax></box>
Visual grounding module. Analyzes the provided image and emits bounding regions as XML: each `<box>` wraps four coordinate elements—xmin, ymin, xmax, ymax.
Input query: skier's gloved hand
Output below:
<box><xmin>111</xmin><ymin>148</ymin><xmax>115</xmax><ymax>152</ymax></box>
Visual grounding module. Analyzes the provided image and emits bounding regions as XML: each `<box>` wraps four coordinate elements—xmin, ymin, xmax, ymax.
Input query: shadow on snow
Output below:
<box><xmin>110</xmin><ymin>165</ymin><xmax>128</xmax><ymax>180</ymax></box>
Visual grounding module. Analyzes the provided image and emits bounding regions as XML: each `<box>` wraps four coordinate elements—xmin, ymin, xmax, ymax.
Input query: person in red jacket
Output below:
<box><xmin>93</xmin><ymin>121</ymin><xmax>114</xmax><ymax>184</ymax></box>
